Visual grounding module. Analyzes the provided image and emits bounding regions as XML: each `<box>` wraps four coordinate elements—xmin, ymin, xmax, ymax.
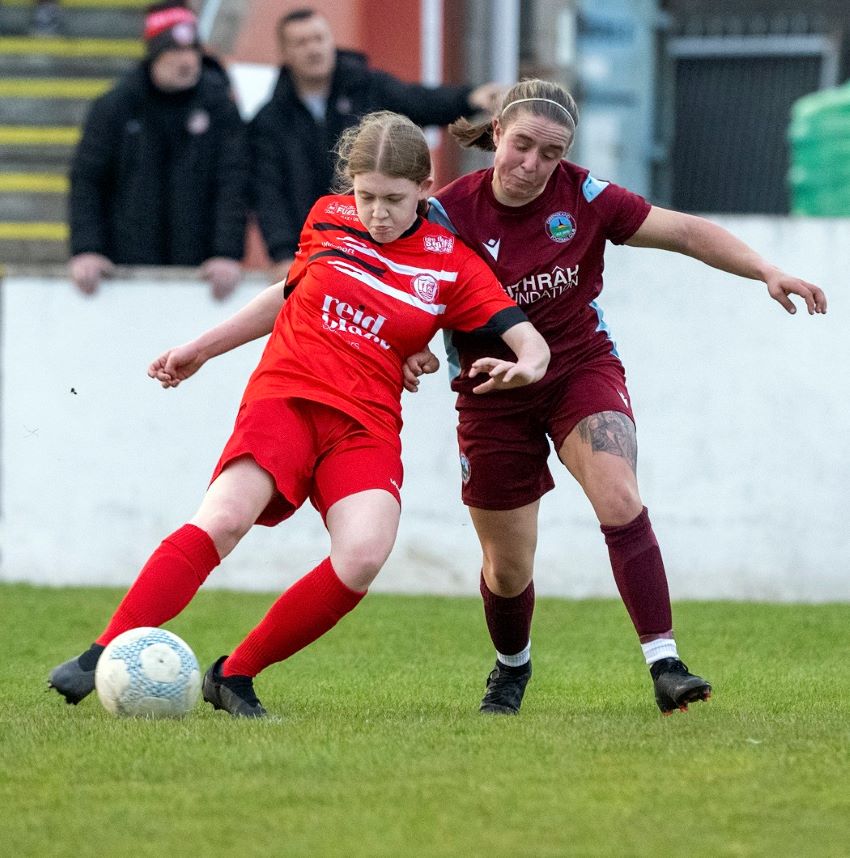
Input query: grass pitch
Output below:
<box><xmin>2</xmin><ymin>584</ymin><xmax>849</xmax><ymax>857</ymax></box>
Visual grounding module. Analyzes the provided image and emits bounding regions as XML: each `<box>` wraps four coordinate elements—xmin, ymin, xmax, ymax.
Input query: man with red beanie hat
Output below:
<box><xmin>68</xmin><ymin>3</ymin><xmax>249</xmax><ymax>300</ymax></box>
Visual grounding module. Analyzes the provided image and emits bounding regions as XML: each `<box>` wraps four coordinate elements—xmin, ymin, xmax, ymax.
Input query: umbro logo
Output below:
<box><xmin>618</xmin><ymin>389</ymin><xmax>630</xmax><ymax>408</ymax></box>
<box><xmin>482</xmin><ymin>238</ymin><xmax>501</xmax><ymax>261</ymax></box>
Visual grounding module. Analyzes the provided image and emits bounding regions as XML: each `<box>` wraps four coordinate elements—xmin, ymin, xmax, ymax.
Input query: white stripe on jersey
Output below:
<box><xmin>338</xmin><ymin>236</ymin><xmax>459</xmax><ymax>281</ymax></box>
<box><xmin>327</xmin><ymin>259</ymin><xmax>448</xmax><ymax>316</ymax></box>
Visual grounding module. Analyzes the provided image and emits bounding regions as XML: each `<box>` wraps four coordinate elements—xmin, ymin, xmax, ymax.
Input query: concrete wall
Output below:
<box><xmin>2</xmin><ymin>216</ymin><xmax>848</xmax><ymax>600</ymax></box>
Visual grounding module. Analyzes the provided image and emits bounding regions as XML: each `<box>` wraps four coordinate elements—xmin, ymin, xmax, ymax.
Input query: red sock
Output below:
<box><xmin>600</xmin><ymin>507</ymin><xmax>673</xmax><ymax>639</ymax></box>
<box><xmin>96</xmin><ymin>524</ymin><xmax>220</xmax><ymax>646</ymax></box>
<box><xmin>480</xmin><ymin>573</ymin><xmax>535</xmax><ymax>657</ymax></box>
<box><xmin>222</xmin><ymin>558</ymin><xmax>365</xmax><ymax>678</ymax></box>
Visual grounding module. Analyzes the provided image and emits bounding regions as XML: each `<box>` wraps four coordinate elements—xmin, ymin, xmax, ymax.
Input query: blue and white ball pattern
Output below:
<box><xmin>95</xmin><ymin>627</ymin><xmax>201</xmax><ymax>717</ymax></box>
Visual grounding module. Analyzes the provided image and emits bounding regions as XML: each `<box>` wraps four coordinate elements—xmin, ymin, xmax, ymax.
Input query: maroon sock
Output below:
<box><xmin>96</xmin><ymin>524</ymin><xmax>220</xmax><ymax>646</ymax></box>
<box><xmin>479</xmin><ymin>573</ymin><xmax>535</xmax><ymax>657</ymax></box>
<box><xmin>222</xmin><ymin>557</ymin><xmax>365</xmax><ymax>678</ymax></box>
<box><xmin>600</xmin><ymin>507</ymin><xmax>673</xmax><ymax>640</ymax></box>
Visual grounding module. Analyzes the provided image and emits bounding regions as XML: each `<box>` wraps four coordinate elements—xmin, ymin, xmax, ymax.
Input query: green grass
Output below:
<box><xmin>2</xmin><ymin>584</ymin><xmax>849</xmax><ymax>857</ymax></box>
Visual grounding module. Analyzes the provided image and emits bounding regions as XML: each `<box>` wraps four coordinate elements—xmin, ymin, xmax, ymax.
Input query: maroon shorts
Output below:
<box><xmin>211</xmin><ymin>398</ymin><xmax>403</xmax><ymax>525</ymax></box>
<box><xmin>456</xmin><ymin>356</ymin><xmax>634</xmax><ymax>510</ymax></box>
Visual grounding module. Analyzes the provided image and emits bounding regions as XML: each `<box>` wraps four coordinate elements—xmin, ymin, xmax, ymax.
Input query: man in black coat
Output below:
<box><xmin>251</xmin><ymin>7</ymin><xmax>505</xmax><ymax>281</ymax></box>
<box><xmin>68</xmin><ymin>4</ymin><xmax>250</xmax><ymax>300</ymax></box>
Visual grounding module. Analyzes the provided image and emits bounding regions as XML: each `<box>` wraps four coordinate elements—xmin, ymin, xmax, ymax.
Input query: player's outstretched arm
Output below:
<box><xmin>626</xmin><ymin>206</ymin><xmax>828</xmax><ymax>316</ymax></box>
<box><xmin>148</xmin><ymin>282</ymin><xmax>286</xmax><ymax>389</ymax></box>
<box><xmin>470</xmin><ymin>321</ymin><xmax>550</xmax><ymax>394</ymax></box>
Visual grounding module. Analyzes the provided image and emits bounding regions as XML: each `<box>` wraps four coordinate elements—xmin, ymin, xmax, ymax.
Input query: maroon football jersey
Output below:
<box><xmin>430</xmin><ymin>161</ymin><xmax>650</xmax><ymax>398</ymax></box>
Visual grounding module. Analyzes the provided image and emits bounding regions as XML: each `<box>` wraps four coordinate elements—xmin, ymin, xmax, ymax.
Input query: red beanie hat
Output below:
<box><xmin>144</xmin><ymin>6</ymin><xmax>200</xmax><ymax>59</ymax></box>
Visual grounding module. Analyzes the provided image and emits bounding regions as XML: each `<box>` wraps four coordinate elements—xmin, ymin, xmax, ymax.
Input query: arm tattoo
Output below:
<box><xmin>577</xmin><ymin>411</ymin><xmax>637</xmax><ymax>473</ymax></box>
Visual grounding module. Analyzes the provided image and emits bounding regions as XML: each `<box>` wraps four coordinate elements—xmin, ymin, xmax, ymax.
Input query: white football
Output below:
<box><xmin>95</xmin><ymin>627</ymin><xmax>201</xmax><ymax>718</ymax></box>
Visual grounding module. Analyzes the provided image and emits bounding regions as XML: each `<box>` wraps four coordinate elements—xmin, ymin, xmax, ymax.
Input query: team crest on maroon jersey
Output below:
<box><xmin>545</xmin><ymin>211</ymin><xmax>576</xmax><ymax>243</ymax></box>
<box><xmin>412</xmin><ymin>273</ymin><xmax>439</xmax><ymax>304</ymax></box>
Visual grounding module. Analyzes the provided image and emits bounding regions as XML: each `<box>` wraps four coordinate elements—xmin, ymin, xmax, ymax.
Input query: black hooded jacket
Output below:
<box><xmin>250</xmin><ymin>49</ymin><xmax>478</xmax><ymax>261</ymax></box>
<box><xmin>69</xmin><ymin>58</ymin><xmax>249</xmax><ymax>265</ymax></box>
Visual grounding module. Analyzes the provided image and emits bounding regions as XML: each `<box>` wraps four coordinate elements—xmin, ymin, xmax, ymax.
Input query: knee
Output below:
<box><xmin>481</xmin><ymin>554</ymin><xmax>533</xmax><ymax>596</ymax></box>
<box><xmin>592</xmin><ymin>482</ymin><xmax>643</xmax><ymax>526</ymax></box>
<box><xmin>192</xmin><ymin>503</ymin><xmax>254</xmax><ymax>559</ymax></box>
<box><xmin>331</xmin><ymin>536</ymin><xmax>393</xmax><ymax>591</ymax></box>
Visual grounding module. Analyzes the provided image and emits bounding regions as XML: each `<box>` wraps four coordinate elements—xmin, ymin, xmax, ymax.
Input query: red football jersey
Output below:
<box><xmin>241</xmin><ymin>195</ymin><xmax>526</xmax><ymax>450</ymax></box>
<box><xmin>430</xmin><ymin>161</ymin><xmax>651</xmax><ymax>398</ymax></box>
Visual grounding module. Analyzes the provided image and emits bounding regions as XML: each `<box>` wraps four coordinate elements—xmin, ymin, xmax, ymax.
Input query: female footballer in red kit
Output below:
<box><xmin>48</xmin><ymin>111</ymin><xmax>549</xmax><ymax>717</ymax></box>
<box><xmin>409</xmin><ymin>79</ymin><xmax>827</xmax><ymax>715</ymax></box>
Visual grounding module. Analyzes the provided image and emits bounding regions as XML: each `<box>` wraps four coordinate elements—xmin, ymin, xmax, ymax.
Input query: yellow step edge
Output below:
<box><xmin>0</xmin><ymin>222</ymin><xmax>68</xmax><ymax>240</ymax></box>
<box><xmin>4</xmin><ymin>0</ymin><xmax>148</xmax><ymax>7</ymax></box>
<box><xmin>0</xmin><ymin>173</ymin><xmax>69</xmax><ymax>193</ymax></box>
<box><xmin>0</xmin><ymin>78</ymin><xmax>113</xmax><ymax>98</ymax></box>
<box><xmin>0</xmin><ymin>126</ymin><xmax>80</xmax><ymax>145</ymax></box>
<box><xmin>0</xmin><ymin>37</ymin><xmax>143</xmax><ymax>57</ymax></box>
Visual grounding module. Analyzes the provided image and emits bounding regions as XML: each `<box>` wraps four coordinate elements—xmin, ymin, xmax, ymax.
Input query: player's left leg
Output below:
<box><xmin>557</xmin><ymin>411</ymin><xmax>711</xmax><ymax>714</ymax></box>
<box><xmin>203</xmin><ymin>490</ymin><xmax>400</xmax><ymax>717</ymax></box>
<box><xmin>203</xmin><ymin>420</ymin><xmax>404</xmax><ymax>717</ymax></box>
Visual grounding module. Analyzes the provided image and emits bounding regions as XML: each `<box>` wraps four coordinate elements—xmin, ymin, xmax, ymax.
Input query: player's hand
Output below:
<box><xmin>69</xmin><ymin>252</ymin><xmax>114</xmax><ymax>296</ymax></box>
<box><xmin>402</xmin><ymin>348</ymin><xmax>440</xmax><ymax>393</ymax></box>
<box><xmin>201</xmin><ymin>257</ymin><xmax>241</xmax><ymax>301</ymax></box>
<box><xmin>468</xmin><ymin>82</ymin><xmax>507</xmax><ymax>114</ymax></box>
<box><xmin>469</xmin><ymin>357</ymin><xmax>542</xmax><ymax>394</ymax></box>
<box><xmin>148</xmin><ymin>342</ymin><xmax>206</xmax><ymax>389</ymax></box>
<box><xmin>764</xmin><ymin>268</ymin><xmax>827</xmax><ymax>315</ymax></box>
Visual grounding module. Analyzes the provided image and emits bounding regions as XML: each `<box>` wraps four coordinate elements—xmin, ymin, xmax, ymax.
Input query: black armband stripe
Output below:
<box><xmin>470</xmin><ymin>306</ymin><xmax>529</xmax><ymax>337</ymax></box>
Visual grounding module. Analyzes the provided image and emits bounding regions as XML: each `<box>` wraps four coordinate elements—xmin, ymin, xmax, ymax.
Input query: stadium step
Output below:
<box><xmin>0</xmin><ymin>8</ymin><xmax>144</xmax><ymax>265</ymax></box>
<box><xmin>0</xmin><ymin>78</ymin><xmax>114</xmax><ymax>125</ymax></box>
<box><xmin>0</xmin><ymin>5</ymin><xmax>143</xmax><ymax>39</ymax></box>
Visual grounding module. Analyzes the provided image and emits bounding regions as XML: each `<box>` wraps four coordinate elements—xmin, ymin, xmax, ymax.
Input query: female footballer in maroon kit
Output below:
<box><xmin>411</xmin><ymin>79</ymin><xmax>827</xmax><ymax>715</ymax></box>
<box><xmin>48</xmin><ymin>111</ymin><xmax>549</xmax><ymax>717</ymax></box>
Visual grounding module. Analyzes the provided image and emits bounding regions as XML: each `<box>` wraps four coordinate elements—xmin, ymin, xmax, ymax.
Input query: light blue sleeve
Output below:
<box><xmin>427</xmin><ymin>197</ymin><xmax>461</xmax><ymax>380</ymax></box>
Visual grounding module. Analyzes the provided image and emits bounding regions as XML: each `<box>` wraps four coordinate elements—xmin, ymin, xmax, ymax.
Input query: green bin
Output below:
<box><xmin>788</xmin><ymin>82</ymin><xmax>850</xmax><ymax>216</ymax></box>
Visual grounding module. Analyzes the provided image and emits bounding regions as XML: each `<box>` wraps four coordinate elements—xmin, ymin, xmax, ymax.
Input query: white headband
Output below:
<box><xmin>502</xmin><ymin>97</ymin><xmax>575</xmax><ymax>128</ymax></box>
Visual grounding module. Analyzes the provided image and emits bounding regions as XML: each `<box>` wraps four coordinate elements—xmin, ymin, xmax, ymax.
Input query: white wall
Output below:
<box><xmin>2</xmin><ymin>217</ymin><xmax>849</xmax><ymax>601</ymax></box>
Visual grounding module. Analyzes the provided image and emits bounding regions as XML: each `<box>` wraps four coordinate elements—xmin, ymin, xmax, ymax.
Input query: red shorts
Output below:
<box><xmin>211</xmin><ymin>398</ymin><xmax>403</xmax><ymax>526</ymax></box>
<box><xmin>456</xmin><ymin>356</ymin><xmax>634</xmax><ymax>510</ymax></box>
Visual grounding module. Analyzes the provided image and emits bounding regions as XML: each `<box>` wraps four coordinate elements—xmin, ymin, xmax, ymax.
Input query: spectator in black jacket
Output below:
<box><xmin>68</xmin><ymin>4</ymin><xmax>250</xmax><ymax>300</ymax></box>
<box><xmin>251</xmin><ymin>7</ymin><xmax>506</xmax><ymax>281</ymax></box>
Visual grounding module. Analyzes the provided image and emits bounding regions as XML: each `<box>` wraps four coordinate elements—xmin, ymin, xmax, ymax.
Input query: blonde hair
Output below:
<box><xmin>450</xmin><ymin>79</ymin><xmax>578</xmax><ymax>152</ymax></box>
<box><xmin>333</xmin><ymin>111</ymin><xmax>432</xmax><ymax>191</ymax></box>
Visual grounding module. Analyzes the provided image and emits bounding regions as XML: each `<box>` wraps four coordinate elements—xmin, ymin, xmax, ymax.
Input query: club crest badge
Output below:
<box><xmin>172</xmin><ymin>22</ymin><xmax>197</xmax><ymax>46</ymax></box>
<box><xmin>186</xmin><ymin>109</ymin><xmax>210</xmax><ymax>135</ymax></box>
<box><xmin>412</xmin><ymin>273</ymin><xmax>439</xmax><ymax>304</ymax></box>
<box><xmin>545</xmin><ymin>211</ymin><xmax>576</xmax><ymax>243</ymax></box>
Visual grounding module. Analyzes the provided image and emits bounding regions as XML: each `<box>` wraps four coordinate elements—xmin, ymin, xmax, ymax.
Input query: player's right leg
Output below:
<box><xmin>470</xmin><ymin>503</ymin><xmax>539</xmax><ymax>715</ymax></box>
<box><xmin>48</xmin><ymin>458</ymin><xmax>275</xmax><ymax>705</ymax></box>
<box><xmin>457</xmin><ymin>406</ymin><xmax>552</xmax><ymax>715</ymax></box>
